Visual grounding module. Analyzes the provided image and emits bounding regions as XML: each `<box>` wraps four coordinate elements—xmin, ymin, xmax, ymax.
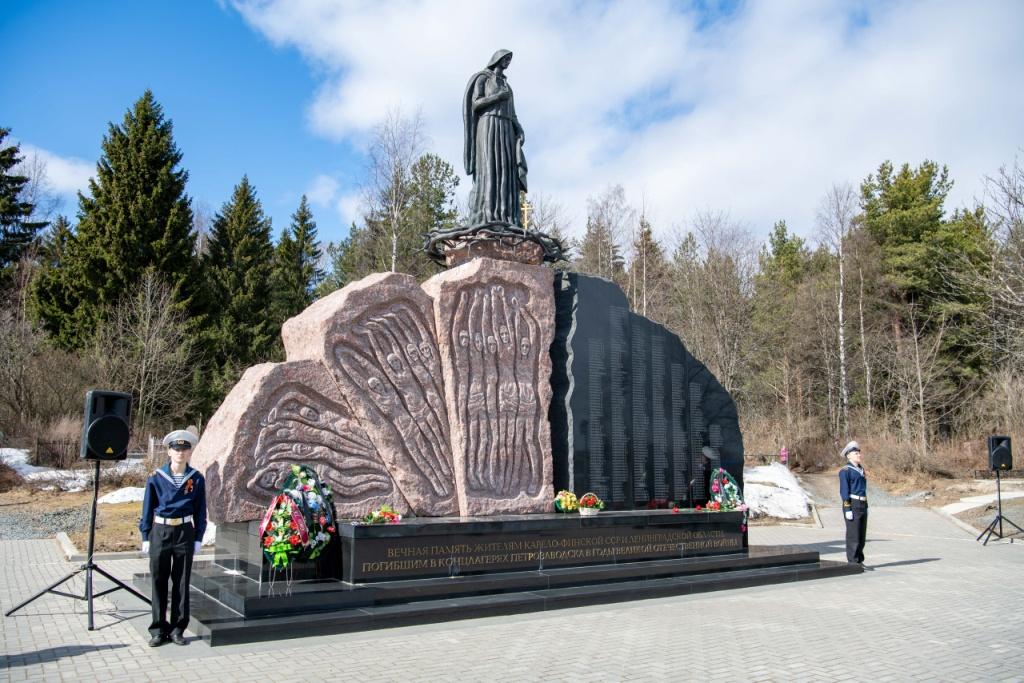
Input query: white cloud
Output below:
<box><xmin>19</xmin><ymin>143</ymin><xmax>94</xmax><ymax>196</ymax></box>
<box><xmin>233</xmin><ymin>0</ymin><xmax>1024</xmax><ymax>243</ymax></box>
<box><xmin>335</xmin><ymin>192</ymin><xmax>362</xmax><ymax>233</ymax></box>
<box><xmin>306</xmin><ymin>173</ymin><xmax>341</xmax><ymax>206</ymax></box>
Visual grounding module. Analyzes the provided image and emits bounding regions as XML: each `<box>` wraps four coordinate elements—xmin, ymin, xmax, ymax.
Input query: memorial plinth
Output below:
<box><xmin>340</xmin><ymin>509</ymin><xmax>746</xmax><ymax>582</ymax></box>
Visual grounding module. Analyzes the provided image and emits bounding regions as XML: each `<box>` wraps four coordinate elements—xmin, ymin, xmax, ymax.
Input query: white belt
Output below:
<box><xmin>849</xmin><ymin>494</ymin><xmax>867</xmax><ymax>501</ymax></box>
<box><xmin>155</xmin><ymin>515</ymin><xmax>193</xmax><ymax>526</ymax></box>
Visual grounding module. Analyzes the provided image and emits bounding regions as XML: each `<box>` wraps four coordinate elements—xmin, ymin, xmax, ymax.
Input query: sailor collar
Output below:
<box><xmin>156</xmin><ymin>463</ymin><xmax>197</xmax><ymax>488</ymax></box>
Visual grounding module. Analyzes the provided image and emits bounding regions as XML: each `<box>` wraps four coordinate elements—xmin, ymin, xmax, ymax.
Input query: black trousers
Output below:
<box><xmin>845</xmin><ymin>501</ymin><xmax>868</xmax><ymax>563</ymax></box>
<box><xmin>148</xmin><ymin>522</ymin><xmax>195</xmax><ymax>637</ymax></box>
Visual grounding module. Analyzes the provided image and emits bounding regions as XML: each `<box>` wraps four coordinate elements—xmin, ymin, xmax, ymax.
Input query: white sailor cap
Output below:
<box><xmin>163</xmin><ymin>429</ymin><xmax>198</xmax><ymax>450</ymax></box>
<box><xmin>841</xmin><ymin>440</ymin><xmax>861</xmax><ymax>459</ymax></box>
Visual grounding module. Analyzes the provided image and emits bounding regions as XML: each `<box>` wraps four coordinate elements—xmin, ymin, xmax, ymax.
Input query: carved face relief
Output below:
<box><xmin>499</xmin><ymin>325</ymin><xmax>510</xmax><ymax>344</ymax></box>
<box><xmin>386</xmin><ymin>352</ymin><xmax>404</xmax><ymax>372</ymax></box>
<box><xmin>459</xmin><ymin>330</ymin><xmax>470</xmax><ymax>347</ymax></box>
<box><xmin>367</xmin><ymin>376</ymin><xmax>386</xmax><ymax>396</ymax></box>
<box><xmin>520</xmin><ymin>337</ymin><xmax>531</xmax><ymax>356</ymax></box>
<box><xmin>486</xmin><ymin>335</ymin><xmax>497</xmax><ymax>353</ymax></box>
<box><xmin>418</xmin><ymin>341</ymin><xmax>433</xmax><ymax>360</ymax></box>
<box><xmin>405</xmin><ymin>343</ymin><xmax>421</xmax><ymax>362</ymax></box>
<box><xmin>474</xmin><ymin>332</ymin><xmax>483</xmax><ymax>351</ymax></box>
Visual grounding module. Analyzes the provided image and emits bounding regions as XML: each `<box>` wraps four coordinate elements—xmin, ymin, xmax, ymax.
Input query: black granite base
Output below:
<box><xmin>130</xmin><ymin>511</ymin><xmax>860</xmax><ymax>646</ymax></box>
<box><xmin>340</xmin><ymin>509</ymin><xmax>748</xmax><ymax>581</ymax></box>
<box><xmin>132</xmin><ymin>546</ymin><xmax>861</xmax><ymax>646</ymax></box>
<box><xmin>215</xmin><ymin>520</ymin><xmax>341</xmax><ymax>582</ymax></box>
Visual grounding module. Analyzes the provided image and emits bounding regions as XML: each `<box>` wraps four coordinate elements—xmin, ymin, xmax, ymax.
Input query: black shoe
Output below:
<box><xmin>170</xmin><ymin>633</ymin><xmax>187</xmax><ymax>646</ymax></box>
<box><xmin>148</xmin><ymin>634</ymin><xmax>168</xmax><ymax>647</ymax></box>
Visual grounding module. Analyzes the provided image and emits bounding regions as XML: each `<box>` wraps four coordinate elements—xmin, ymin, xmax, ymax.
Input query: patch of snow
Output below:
<box><xmin>98</xmin><ymin>487</ymin><xmax>146</xmax><ymax>504</ymax></box>
<box><xmin>1</xmin><ymin>449</ymin><xmax>149</xmax><ymax>492</ymax></box>
<box><xmin>0</xmin><ymin>448</ymin><xmax>49</xmax><ymax>476</ymax></box>
<box><xmin>743</xmin><ymin>463</ymin><xmax>810</xmax><ymax>519</ymax></box>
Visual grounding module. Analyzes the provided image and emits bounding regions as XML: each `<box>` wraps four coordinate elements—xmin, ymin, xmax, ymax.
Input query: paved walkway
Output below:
<box><xmin>2</xmin><ymin>506</ymin><xmax>1022</xmax><ymax>682</ymax></box>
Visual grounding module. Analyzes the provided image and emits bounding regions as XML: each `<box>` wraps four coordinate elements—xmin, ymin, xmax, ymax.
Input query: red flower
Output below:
<box><xmin>289</xmin><ymin>520</ymin><xmax>298</xmax><ymax>530</ymax></box>
<box><xmin>672</xmin><ymin>506</ymin><xmax>679</xmax><ymax>513</ymax></box>
<box><xmin>263</xmin><ymin>536</ymin><xmax>273</xmax><ymax>547</ymax></box>
<box><xmin>289</xmin><ymin>534</ymin><xmax>301</xmax><ymax>546</ymax></box>
<box><xmin>696</xmin><ymin>505</ymin><xmax>703</xmax><ymax>511</ymax></box>
<box><xmin>320</xmin><ymin>516</ymin><xmax>327</xmax><ymax>525</ymax></box>
<box><xmin>327</xmin><ymin>525</ymin><xmax>335</xmax><ymax>533</ymax></box>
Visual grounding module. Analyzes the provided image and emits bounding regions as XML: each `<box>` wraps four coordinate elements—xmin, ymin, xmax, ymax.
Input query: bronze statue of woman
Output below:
<box><xmin>463</xmin><ymin>49</ymin><xmax>527</xmax><ymax>229</ymax></box>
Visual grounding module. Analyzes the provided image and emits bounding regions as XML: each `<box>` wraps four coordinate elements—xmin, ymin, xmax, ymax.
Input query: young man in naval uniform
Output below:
<box><xmin>139</xmin><ymin>429</ymin><xmax>207</xmax><ymax>646</ymax></box>
<box><xmin>839</xmin><ymin>440</ymin><xmax>868</xmax><ymax>565</ymax></box>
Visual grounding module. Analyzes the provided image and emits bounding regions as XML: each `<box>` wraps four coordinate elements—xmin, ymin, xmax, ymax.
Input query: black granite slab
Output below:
<box><xmin>549</xmin><ymin>272</ymin><xmax>745</xmax><ymax>509</ymax></box>
<box><xmin>214</xmin><ymin>520</ymin><xmax>342</xmax><ymax>582</ymax></box>
<box><xmin>129</xmin><ymin>549</ymin><xmax>862</xmax><ymax>646</ymax></box>
<box><xmin>339</xmin><ymin>510</ymin><xmax>747</xmax><ymax>581</ymax></box>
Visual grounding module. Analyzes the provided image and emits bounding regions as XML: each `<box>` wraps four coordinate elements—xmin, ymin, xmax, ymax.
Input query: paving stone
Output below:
<box><xmin>2</xmin><ymin>507</ymin><xmax>1022</xmax><ymax>680</ymax></box>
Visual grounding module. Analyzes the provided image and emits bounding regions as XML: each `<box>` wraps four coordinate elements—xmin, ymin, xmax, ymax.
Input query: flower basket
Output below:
<box><xmin>554</xmin><ymin>490</ymin><xmax>578</xmax><ymax>513</ymax></box>
<box><xmin>578</xmin><ymin>492</ymin><xmax>605</xmax><ymax>515</ymax></box>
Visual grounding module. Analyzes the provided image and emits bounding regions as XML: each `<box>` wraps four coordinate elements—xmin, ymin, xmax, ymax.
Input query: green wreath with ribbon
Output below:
<box><xmin>258</xmin><ymin>465</ymin><xmax>337</xmax><ymax>568</ymax></box>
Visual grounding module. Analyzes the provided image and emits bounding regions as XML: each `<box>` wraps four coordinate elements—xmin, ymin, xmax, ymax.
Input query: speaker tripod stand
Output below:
<box><xmin>5</xmin><ymin>460</ymin><xmax>150</xmax><ymax>629</ymax></box>
<box><xmin>977</xmin><ymin>469</ymin><xmax>1024</xmax><ymax>545</ymax></box>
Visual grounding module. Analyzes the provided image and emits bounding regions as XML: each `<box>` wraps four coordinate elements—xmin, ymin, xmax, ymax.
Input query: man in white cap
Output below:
<box><xmin>139</xmin><ymin>429</ymin><xmax>207</xmax><ymax>646</ymax></box>
<box><xmin>839</xmin><ymin>440</ymin><xmax>868</xmax><ymax>565</ymax></box>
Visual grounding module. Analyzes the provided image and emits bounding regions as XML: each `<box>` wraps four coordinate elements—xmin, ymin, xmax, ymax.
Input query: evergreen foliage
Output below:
<box><xmin>0</xmin><ymin>128</ymin><xmax>47</xmax><ymax>275</ymax></box>
<box><xmin>271</xmin><ymin>195</ymin><xmax>324</xmax><ymax>324</ymax></box>
<box><xmin>626</xmin><ymin>216</ymin><xmax>670</xmax><ymax>320</ymax></box>
<box><xmin>29</xmin><ymin>92</ymin><xmax>198</xmax><ymax>349</ymax></box>
<box><xmin>860</xmin><ymin>160</ymin><xmax>993</xmax><ymax>382</ymax></box>
<box><xmin>318</xmin><ymin>153</ymin><xmax>459</xmax><ymax>293</ymax></box>
<box><xmin>203</xmin><ymin>176</ymin><xmax>275</xmax><ymax>395</ymax></box>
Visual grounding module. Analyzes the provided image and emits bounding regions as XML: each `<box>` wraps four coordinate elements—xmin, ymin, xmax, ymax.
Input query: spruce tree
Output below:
<box><xmin>204</xmin><ymin>176</ymin><xmax>275</xmax><ymax>390</ymax></box>
<box><xmin>1</xmin><ymin>128</ymin><xmax>47</xmax><ymax>276</ymax></box>
<box><xmin>28</xmin><ymin>216</ymin><xmax>79</xmax><ymax>345</ymax></box>
<box><xmin>626</xmin><ymin>216</ymin><xmax>670</xmax><ymax>320</ymax></box>
<box><xmin>315</xmin><ymin>224</ymin><xmax>371</xmax><ymax>297</ymax></box>
<box><xmin>271</xmin><ymin>195</ymin><xmax>323</xmax><ymax>323</ymax></box>
<box><xmin>29</xmin><ymin>92</ymin><xmax>198</xmax><ymax>348</ymax></box>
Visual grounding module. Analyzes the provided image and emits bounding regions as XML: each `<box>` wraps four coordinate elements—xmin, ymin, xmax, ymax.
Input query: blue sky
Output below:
<box><xmin>1</xmin><ymin>0</ymin><xmax>363</xmax><ymax>243</ymax></box>
<box><xmin>3</xmin><ymin>1</ymin><xmax>1023</xmax><ymax>250</ymax></box>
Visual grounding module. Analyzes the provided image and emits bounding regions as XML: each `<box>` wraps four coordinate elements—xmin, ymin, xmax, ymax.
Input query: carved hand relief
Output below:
<box><xmin>246</xmin><ymin>384</ymin><xmax>401</xmax><ymax>514</ymax></box>
<box><xmin>451</xmin><ymin>283</ymin><xmax>543</xmax><ymax>497</ymax></box>
<box><xmin>424</xmin><ymin>259</ymin><xmax>555</xmax><ymax>515</ymax></box>
<box><xmin>330</xmin><ymin>297</ymin><xmax>458</xmax><ymax>515</ymax></box>
<box><xmin>191</xmin><ymin>361</ymin><xmax>407</xmax><ymax>524</ymax></box>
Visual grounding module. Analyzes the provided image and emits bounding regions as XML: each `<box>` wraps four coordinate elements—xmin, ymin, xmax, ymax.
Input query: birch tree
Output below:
<box><xmin>817</xmin><ymin>183</ymin><xmax>857</xmax><ymax>437</ymax></box>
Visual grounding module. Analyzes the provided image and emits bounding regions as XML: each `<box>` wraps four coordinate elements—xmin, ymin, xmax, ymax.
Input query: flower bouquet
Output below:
<box><xmin>698</xmin><ymin>467</ymin><xmax>749</xmax><ymax>532</ymax></box>
<box><xmin>258</xmin><ymin>464</ymin><xmax>338</xmax><ymax>569</ymax></box>
<box><xmin>360</xmin><ymin>504</ymin><xmax>402</xmax><ymax>525</ymax></box>
<box><xmin>578</xmin><ymin>492</ymin><xmax>605</xmax><ymax>516</ymax></box>
<box><xmin>553</xmin><ymin>489</ymin><xmax>578</xmax><ymax>513</ymax></box>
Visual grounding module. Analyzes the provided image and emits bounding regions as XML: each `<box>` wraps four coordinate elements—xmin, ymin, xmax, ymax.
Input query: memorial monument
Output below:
<box><xmin>168</xmin><ymin>49</ymin><xmax>859</xmax><ymax>645</ymax></box>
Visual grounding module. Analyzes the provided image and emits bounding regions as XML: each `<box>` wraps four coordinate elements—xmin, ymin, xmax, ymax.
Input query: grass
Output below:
<box><xmin>0</xmin><ymin>486</ymin><xmax>144</xmax><ymax>553</ymax></box>
<box><xmin>68</xmin><ymin>502</ymin><xmax>143</xmax><ymax>552</ymax></box>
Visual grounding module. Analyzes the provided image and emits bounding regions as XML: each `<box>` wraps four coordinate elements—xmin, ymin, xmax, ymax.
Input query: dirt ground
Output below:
<box><xmin>955</xmin><ymin>497</ymin><xmax>1024</xmax><ymax>540</ymax></box>
<box><xmin>0</xmin><ymin>487</ymin><xmax>143</xmax><ymax>552</ymax></box>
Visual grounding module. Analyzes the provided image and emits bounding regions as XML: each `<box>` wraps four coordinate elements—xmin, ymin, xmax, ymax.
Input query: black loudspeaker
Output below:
<box><xmin>988</xmin><ymin>435</ymin><xmax>1012</xmax><ymax>471</ymax></box>
<box><xmin>80</xmin><ymin>390</ymin><xmax>131</xmax><ymax>461</ymax></box>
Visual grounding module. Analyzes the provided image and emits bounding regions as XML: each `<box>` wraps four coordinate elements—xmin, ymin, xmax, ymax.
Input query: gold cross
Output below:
<box><xmin>520</xmin><ymin>193</ymin><xmax>533</xmax><ymax>231</ymax></box>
